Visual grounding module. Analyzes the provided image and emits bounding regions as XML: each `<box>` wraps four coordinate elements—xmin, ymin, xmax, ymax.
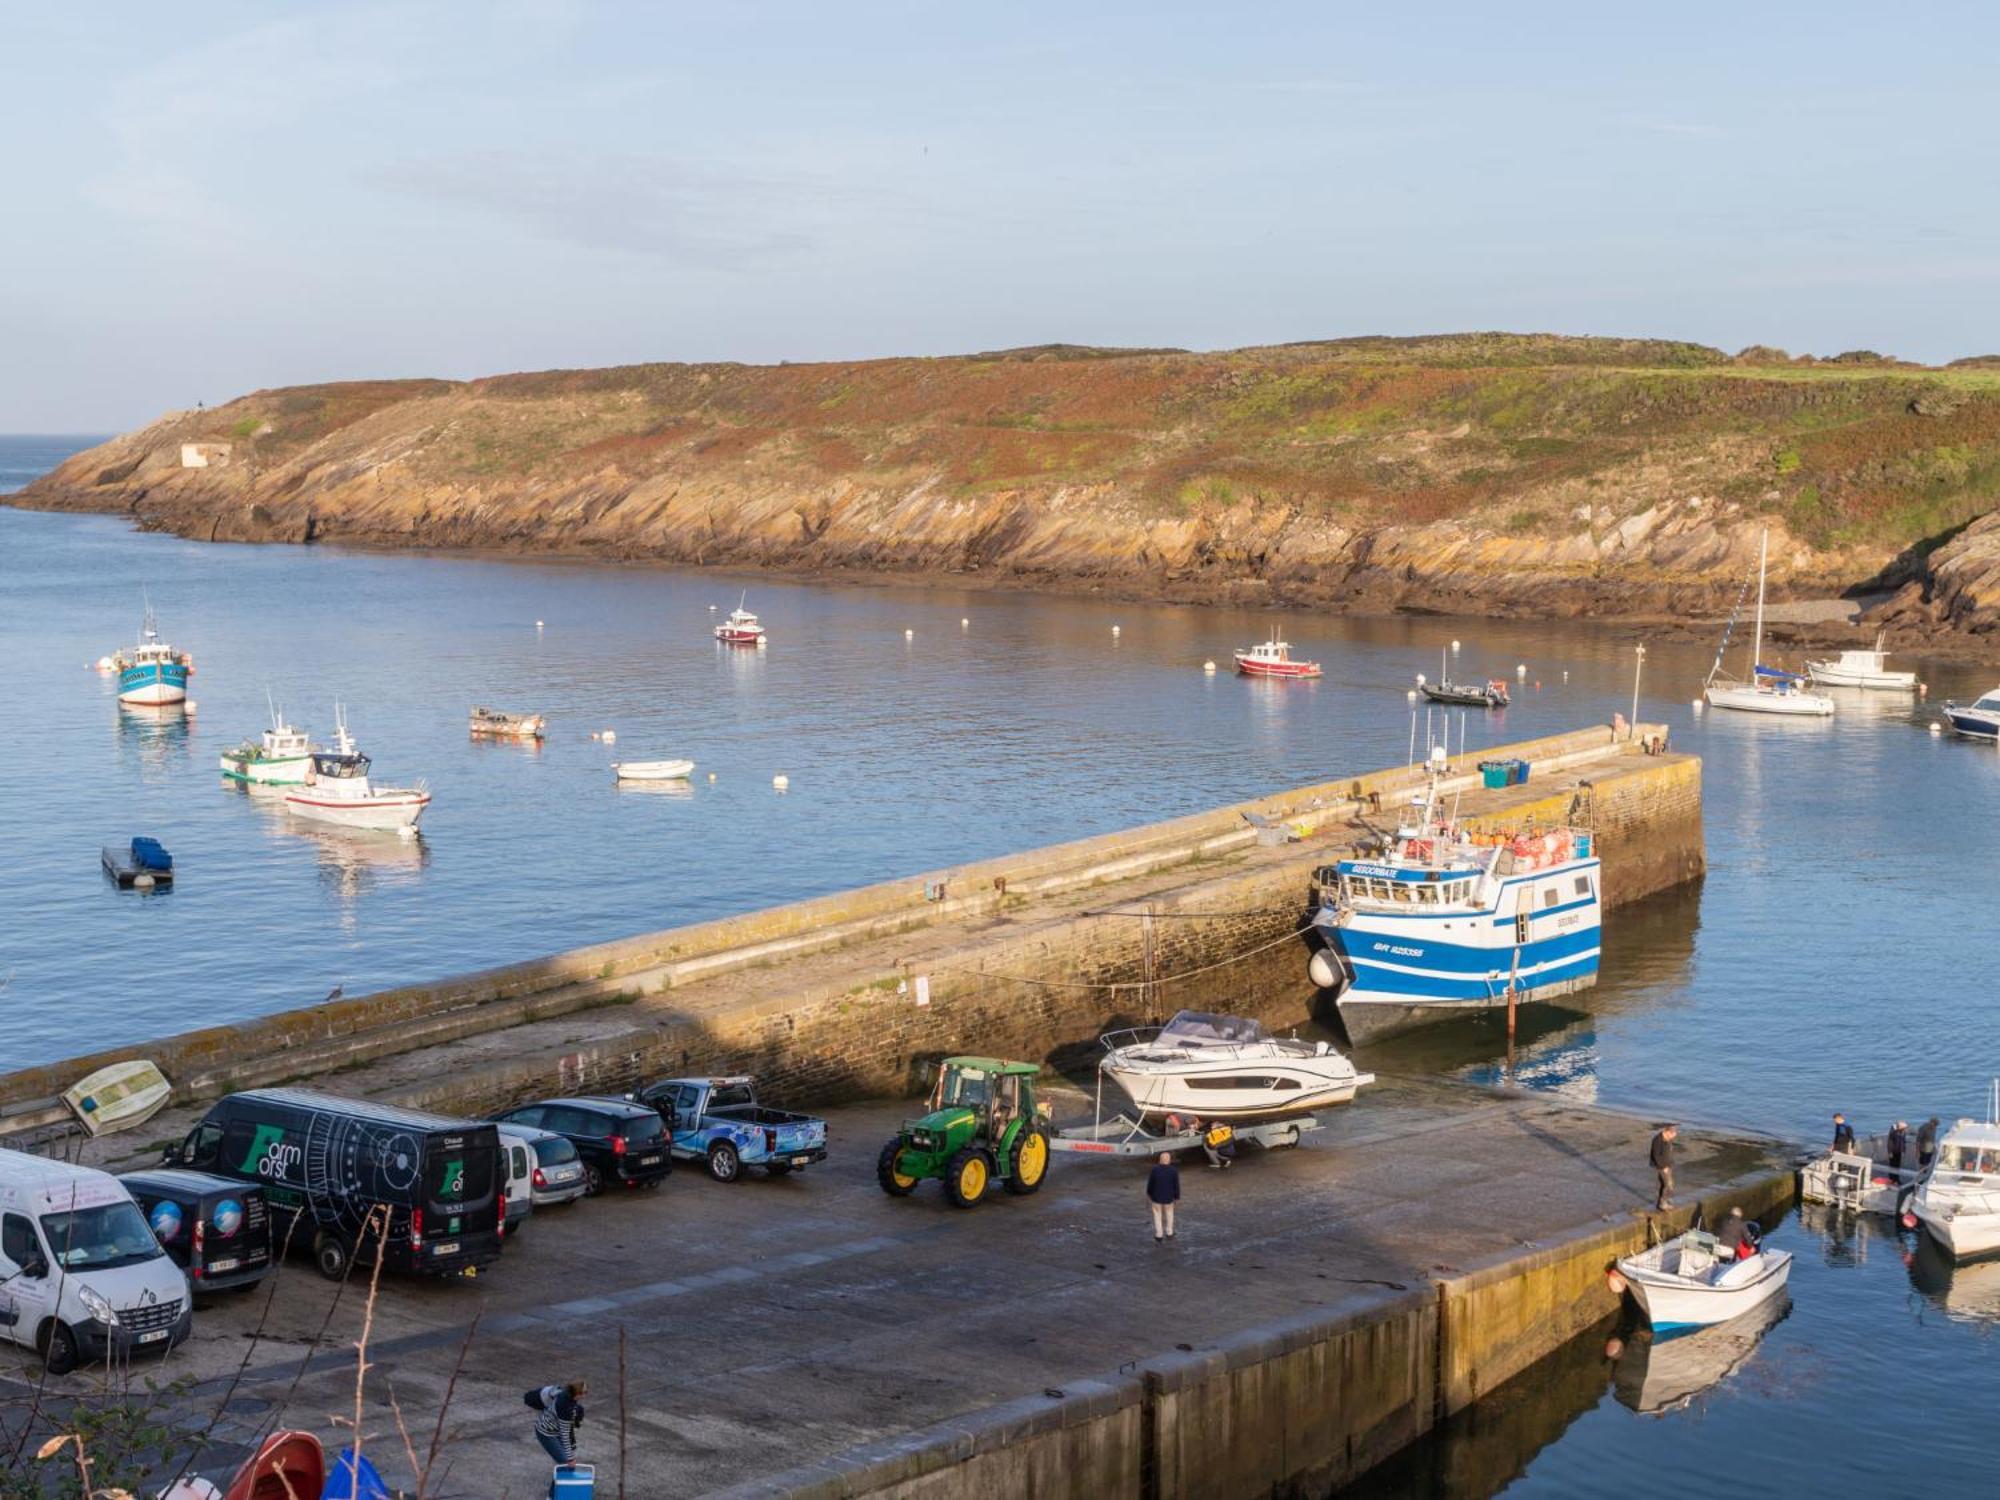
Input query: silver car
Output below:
<box><xmin>497</xmin><ymin>1123</ymin><xmax>589</xmax><ymax>1209</ymax></box>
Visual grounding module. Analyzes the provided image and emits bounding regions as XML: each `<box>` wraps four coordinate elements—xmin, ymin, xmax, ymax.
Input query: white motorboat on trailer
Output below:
<box><xmin>1099</xmin><ymin>1011</ymin><xmax>1371</xmax><ymax>1122</ymax></box>
<box><xmin>612</xmin><ymin>759</ymin><xmax>695</xmax><ymax>782</ymax></box>
<box><xmin>1703</xmin><ymin>529</ymin><xmax>1835</xmax><ymax>716</ymax></box>
<box><xmin>1807</xmin><ymin>632</ymin><xmax>1916</xmax><ymax>691</ymax></box>
<box><xmin>1941</xmin><ymin>686</ymin><xmax>2000</xmax><ymax>741</ymax></box>
<box><xmin>1613</xmin><ymin>1227</ymin><xmax>1792</xmax><ymax>1335</ymax></box>
<box><xmin>1910</xmin><ymin>1087</ymin><xmax>2000</xmax><ymax>1260</ymax></box>
<box><xmin>281</xmin><ymin>708</ymin><xmax>430</xmax><ymax>835</ymax></box>
<box><xmin>1308</xmin><ymin>746</ymin><xmax>1602</xmax><ymax>1042</ymax></box>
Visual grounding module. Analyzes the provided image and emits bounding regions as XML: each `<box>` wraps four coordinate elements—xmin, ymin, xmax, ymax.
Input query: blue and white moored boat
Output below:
<box><xmin>1308</xmin><ymin>748</ymin><xmax>1601</xmax><ymax>1042</ymax></box>
<box><xmin>111</xmin><ymin>608</ymin><xmax>192</xmax><ymax>705</ymax></box>
<box><xmin>1942</xmin><ymin>686</ymin><xmax>2000</xmax><ymax>741</ymax></box>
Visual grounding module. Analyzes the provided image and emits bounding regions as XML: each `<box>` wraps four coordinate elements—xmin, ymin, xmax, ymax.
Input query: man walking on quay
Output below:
<box><xmin>1147</xmin><ymin>1150</ymin><xmax>1180</xmax><ymax>1242</ymax></box>
<box><xmin>526</xmin><ymin>1379</ymin><xmax>587</xmax><ymax>1467</ymax></box>
<box><xmin>1650</xmin><ymin>1124</ymin><xmax>1679</xmax><ymax>1211</ymax></box>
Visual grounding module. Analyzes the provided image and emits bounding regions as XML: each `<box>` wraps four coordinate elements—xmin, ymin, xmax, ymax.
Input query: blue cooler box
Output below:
<box><xmin>551</xmin><ymin>1463</ymin><xmax>595</xmax><ymax>1499</ymax></box>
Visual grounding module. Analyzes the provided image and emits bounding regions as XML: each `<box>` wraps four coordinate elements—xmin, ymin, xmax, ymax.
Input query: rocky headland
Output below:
<box><xmin>16</xmin><ymin>333</ymin><xmax>2000</xmax><ymax>645</ymax></box>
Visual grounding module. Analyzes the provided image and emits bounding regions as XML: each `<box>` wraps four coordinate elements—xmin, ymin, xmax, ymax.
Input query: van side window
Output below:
<box><xmin>1</xmin><ymin>1214</ymin><xmax>39</xmax><ymax>1268</ymax></box>
<box><xmin>185</xmin><ymin>1123</ymin><xmax>223</xmax><ymax>1168</ymax></box>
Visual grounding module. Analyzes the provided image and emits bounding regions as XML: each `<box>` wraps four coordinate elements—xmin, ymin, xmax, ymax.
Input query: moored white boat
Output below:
<box><xmin>1910</xmin><ymin>1092</ymin><xmax>2000</xmax><ymax>1261</ymax></box>
<box><xmin>1099</xmin><ymin>1010</ymin><xmax>1371</xmax><ymax>1121</ymax></box>
<box><xmin>1703</xmin><ymin>530</ymin><xmax>1835</xmax><ymax>717</ymax></box>
<box><xmin>469</xmin><ymin>705</ymin><xmax>546</xmax><ymax>738</ymax></box>
<box><xmin>1807</xmin><ymin>633</ymin><xmax>1916</xmax><ymax>690</ymax></box>
<box><xmin>1799</xmin><ymin>1142</ymin><xmax>1918</xmax><ymax>1216</ymax></box>
<box><xmin>282</xmin><ymin>708</ymin><xmax>429</xmax><ymax>834</ymax></box>
<box><xmin>1614</xmin><ymin>1228</ymin><xmax>1792</xmax><ymax>1334</ymax></box>
<box><xmin>1232</xmin><ymin>637</ymin><xmax>1321</xmax><ymax>679</ymax></box>
<box><xmin>612</xmin><ymin>759</ymin><xmax>696</xmax><ymax>782</ymax></box>
<box><xmin>220</xmin><ymin>703</ymin><xmax>316</xmax><ymax>786</ymax></box>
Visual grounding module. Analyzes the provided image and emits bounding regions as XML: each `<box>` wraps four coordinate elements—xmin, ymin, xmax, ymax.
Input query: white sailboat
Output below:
<box><xmin>1703</xmin><ymin>530</ymin><xmax>1835</xmax><ymax>716</ymax></box>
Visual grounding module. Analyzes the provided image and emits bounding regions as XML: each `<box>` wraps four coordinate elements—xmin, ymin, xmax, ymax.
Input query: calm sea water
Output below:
<box><xmin>4</xmin><ymin>435</ymin><xmax>1999</xmax><ymax>1491</ymax></box>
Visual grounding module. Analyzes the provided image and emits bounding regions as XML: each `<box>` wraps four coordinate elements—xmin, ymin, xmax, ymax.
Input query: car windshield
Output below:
<box><xmin>533</xmin><ymin>1137</ymin><xmax>579</xmax><ymax>1166</ymax></box>
<box><xmin>40</xmin><ymin>1202</ymin><xmax>164</xmax><ymax>1271</ymax></box>
<box><xmin>940</xmin><ymin>1070</ymin><xmax>991</xmax><ymax>1108</ymax></box>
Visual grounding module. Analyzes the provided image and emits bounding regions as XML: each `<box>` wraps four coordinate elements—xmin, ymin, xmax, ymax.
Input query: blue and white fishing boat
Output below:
<box><xmin>1308</xmin><ymin>748</ymin><xmax>1601</xmax><ymax>1042</ymax></box>
<box><xmin>1942</xmin><ymin>686</ymin><xmax>2000</xmax><ymax>741</ymax></box>
<box><xmin>111</xmin><ymin>608</ymin><xmax>192</xmax><ymax>706</ymax></box>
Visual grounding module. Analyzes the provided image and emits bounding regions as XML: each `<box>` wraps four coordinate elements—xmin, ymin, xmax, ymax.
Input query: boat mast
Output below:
<box><xmin>1748</xmin><ymin>527</ymin><xmax>1768</xmax><ymax>683</ymax></box>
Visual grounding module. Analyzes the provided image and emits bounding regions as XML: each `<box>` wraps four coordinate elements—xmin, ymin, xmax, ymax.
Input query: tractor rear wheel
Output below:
<box><xmin>876</xmin><ymin>1139</ymin><xmax>919</xmax><ymax>1197</ymax></box>
<box><xmin>1004</xmin><ymin>1128</ymin><xmax>1050</xmax><ymax>1195</ymax></box>
<box><xmin>946</xmin><ymin>1147</ymin><xmax>993</xmax><ymax>1208</ymax></box>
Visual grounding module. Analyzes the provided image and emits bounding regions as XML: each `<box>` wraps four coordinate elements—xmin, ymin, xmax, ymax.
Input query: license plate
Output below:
<box><xmin>791</xmin><ymin>1157</ymin><xmax>811</xmax><ymax>1167</ymax></box>
<box><xmin>639</xmin><ymin>1155</ymin><xmax>662</xmax><ymax>1166</ymax></box>
<box><xmin>136</xmin><ymin>1330</ymin><xmax>169</xmax><ymax>1344</ymax></box>
<box><xmin>433</xmin><ymin>1243</ymin><xmax>460</xmax><ymax>1256</ymax></box>
<box><xmin>206</xmin><ymin>1257</ymin><xmax>240</xmax><ymax>1274</ymax></box>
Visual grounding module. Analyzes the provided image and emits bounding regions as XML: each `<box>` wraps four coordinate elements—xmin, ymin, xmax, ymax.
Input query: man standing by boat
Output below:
<box><xmin>1832</xmin><ymin>1114</ymin><xmax>1856</xmax><ymax>1154</ymax></box>
<box><xmin>1650</xmin><ymin>1124</ymin><xmax>1678</xmax><ymax>1211</ymax></box>
<box><xmin>1919</xmin><ymin>1116</ymin><xmax>1941</xmax><ymax>1171</ymax></box>
<box><xmin>1886</xmin><ymin>1120</ymin><xmax>1910</xmax><ymax>1172</ymax></box>
<box><xmin>1147</xmin><ymin>1152</ymin><xmax>1180</xmax><ymax>1242</ymax></box>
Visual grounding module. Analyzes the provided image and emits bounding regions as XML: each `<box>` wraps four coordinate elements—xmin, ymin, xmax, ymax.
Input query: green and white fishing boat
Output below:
<box><xmin>220</xmin><ymin>702</ymin><xmax>317</xmax><ymax>786</ymax></box>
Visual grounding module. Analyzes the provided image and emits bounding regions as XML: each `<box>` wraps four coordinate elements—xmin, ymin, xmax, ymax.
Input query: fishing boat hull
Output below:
<box><xmin>1912</xmin><ymin>1197</ymin><xmax>2000</xmax><ymax>1260</ymax></box>
<box><xmin>715</xmin><ymin>627</ymin><xmax>764</xmax><ymax>645</ymax></box>
<box><xmin>1807</xmin><ymin>665</ymin><xmax>1917</xmax><ymax>690</ymax></box>
<box><xmin>118</xmin><ymin>660</ymin><xmax>189</xmax><ymax>705</ymax></box>
<box><xmin>1620</xmin><ymin>1247</ymin><xmax>1792</xmax><ymax>1334</ymax></box>
<box><xmin>219</xmin><ymin>750</ymin><xmax>312</xmax><ymax>786</ymax></box>
<box><xmin>282</xmin><ymin>790</ymin><xmax>429</xmax><ymax>832</ymax></box>
<box><xmin>1704</xmin><ymin>683</ymin><xmax>1835</xmax><ymax>716</ymax></box>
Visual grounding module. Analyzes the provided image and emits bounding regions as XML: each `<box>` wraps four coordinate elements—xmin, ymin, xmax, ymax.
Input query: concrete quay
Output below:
<box><xmin>21</xmin><ymin>1079</ymin><xmax>1789</xmax><ymax>1499</ymax></box>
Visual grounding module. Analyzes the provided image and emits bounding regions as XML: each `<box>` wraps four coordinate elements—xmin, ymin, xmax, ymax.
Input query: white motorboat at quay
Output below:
<box><xmin>1909</xmin><ymin>1091</ymin><xmax>2000</xmax><ymax>1261</ymax></box>
<box><xmin>612</xmin><ymin>759</ymin><xmax>696</xmax><ymax>782</ymax></box>
<box><xmin>1099</xmin><ymin>1010</ymin><xmax>1372</xmax><ymax>1122</ymax></box>
<box><xmin>1613</xmin><ymin>1227</ymin><xmax>1792</xmax><ymax>1334</ymax></box>
<box><xmin>1806</xmin><ymin>633</ymin><xmax>1917</xmax><ymax>691</ymax></box>
<box><xmin>281</xmin><ymin>708</ymin><xmax>430</xmax><ymax>835</ymax></box>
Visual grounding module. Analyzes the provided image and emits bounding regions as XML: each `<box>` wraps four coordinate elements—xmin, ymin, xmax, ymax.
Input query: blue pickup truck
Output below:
<box><xmin>635</xmin><ymin>1077</ymin><xmax>829</xmax><ymax>1183</ymax></box>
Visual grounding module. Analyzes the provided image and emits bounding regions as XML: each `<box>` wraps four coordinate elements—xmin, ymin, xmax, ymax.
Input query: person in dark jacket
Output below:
<box><xmin>1885</xmin><ymin>1121</ymin><xmax>1910</xmax><ymax>1171</ymax></box>
<box><xmin>1649</xmin><ymin>1125</ymin><xmax>1679</xmax><ymax>1210</ymax></box>
<box><xmin>1832</xmin><ymin>1114</ymin><xmax>1856</xmax><ymax>1154</ymax></box>
<box><xmin>1147</xmin><ymin>1151</ymin><xmax>1181</xmax><ymax>1241</ymax></box>
<box><xmin>1919</xmin><ymin>1117</ymin><xmax>1941</xmax><ymax>1171</ymax></box>
<box><xmin>528</xmin><ymin>1380</ymin><xmax>587</xmax><ymax>1465</ymax></box>
<box><xmin>1716</xmin><ymin>1206</ymin><xmax>1753</xmax><ymax>1259</ymax></box>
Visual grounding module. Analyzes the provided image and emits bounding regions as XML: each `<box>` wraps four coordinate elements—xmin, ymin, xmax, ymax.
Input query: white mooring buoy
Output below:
<box><xmin>1451</xmin><ymin>639</ymin><xmax>1461</xmax><ymax>652</ymax></box>
<box><xmin>601</xmin><ymin>729</ymin><xmax>616</xmax><ymax>743</ymax></box>
<box><xmin>1203</xmin><ymin>660</ymin><xmax>1217</xmax><ymax>674</ymax></box>
<box><xmin>961</xmin><ymin>617</ymin><xmax>970</xmax><ymax>628</ymax></box>
<box><xmin>773</xmin><ymin>774</ymin><xmax>790</xmax><ymax>790</ymax></box>
<box><xmin>1929</xmin><ymin>721</ymin><xmax>1943</xmax><ymax>736</ymax></box>
<box><xmin>535</xmin><ymin>619</ymin><xmax>544</xmax><ymax>630</ymax></box>
<box><xmin>1516</xmin><ymin>663</ymin><xmax>1527</xmax><ymax>678</ymax></box>
<box><xmin>1691</xmin><ymin>699</ymin><xmax>1704</xmax><ymax>714</ymax></box>
<box><xmin>1562</xmin><ymin>669</ymin><xmax>1569</xmax><ymax>683</ymax></box>
<box><xmin>1112</xmin><ymin>624</ymin><xmax>1121</xmax><ymax>636</ymax></box>
<box><xmin>904</xmin><ymin>628</ymin><xmax>914</xmax><ymax>640</ymax></box>
<box><xmin>1407</xmin><ymin>689</ymin><xmax>1418</xmax><ymax>704</ymax></box>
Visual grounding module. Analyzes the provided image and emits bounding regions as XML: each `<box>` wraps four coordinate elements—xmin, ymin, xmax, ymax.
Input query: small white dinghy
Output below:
<box><xmin>612</xmin><ymin>759</ymin><xmax>695</xmax><ymax>782</ymax></box>
<box><xmin>1613</xmin><ymin>1227</ymin><xmax>1792</xmax><ymax>1335</ymax></box>
<box><xmin>62</xmin><ymin>1059</ymin><xmax>172</xmax><ymax>1136</ymax></box>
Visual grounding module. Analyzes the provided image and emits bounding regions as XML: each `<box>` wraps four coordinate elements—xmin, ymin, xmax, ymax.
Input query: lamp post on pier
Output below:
<box><xmin>1630</xmin><ymin>644</ymin><xmax>1647</xmax><ymax>740</ymax></box>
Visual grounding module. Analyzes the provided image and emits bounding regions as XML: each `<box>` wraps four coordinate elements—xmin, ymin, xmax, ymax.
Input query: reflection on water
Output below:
<box><xmin>1609</xmin><ymin>1293</ymin><xmax>1790</xmax><ymax>1415</ymax></box>
<box><xmin>115</xmin><ymin>702</ymin><xmax>190</xmax><ymax>782</ymax></box>
<box><xmin>615</xmin><ymin>779</ymin><xmax>695</xmax><ymax>799</ymax></box>
<box><xmin>1904</xmin><ymin>1226</ymin><xmax>2000</xmax><ymax>1330</ymax></box>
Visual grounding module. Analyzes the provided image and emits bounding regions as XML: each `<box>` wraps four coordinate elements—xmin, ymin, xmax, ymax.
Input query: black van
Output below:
<box><xmin>166</xmin><ymin>1088</ymin><xmax>503</xmax><ymax>1281</ymax></box>
<box><xmin>495</xmin><ymin>1097</ymin><xmax>672</xmax><ymax>1194</ymax></box>
<box><xmin>119</xmin><ymin>1168</ymin><xmax>273</xmax><ymax>1296</ymax></box>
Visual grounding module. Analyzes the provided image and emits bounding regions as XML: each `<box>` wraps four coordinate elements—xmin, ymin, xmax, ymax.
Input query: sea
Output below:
<box><xmin>2</xmin><ymin>434</ymin><xmax>1996</xmax><ymax>1494</ymax></box>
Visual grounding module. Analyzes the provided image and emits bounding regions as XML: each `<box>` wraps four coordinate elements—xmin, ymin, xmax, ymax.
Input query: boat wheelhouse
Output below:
<box><xmin>112</xmin><ymin>609</ymin><xmax>192</xmax><ymax>705</ymax></box>
<box><xmin>281</xmin><ymin>709</ymin><xmax>429</xmax><ymax>834</ymax></box>
<box><xmin>1806</xmin><ymin>633</ymin><xmax>1916</xmax><ymax>691</ymax></box>
<box><xmin>1099</xmin><ymin>1011</ymin><xmax>1371</xmax><ymax>1121</ymax></box>
<box><xmin>1942</xmin><ymin>687</ymin><xmax>2000</xmax><ymax>741</ymax></box>
<box><xmin>220</xmin><ymin>707</ymin><xmax>316</xmax><ymax>786</ymax></box>
<box><xmin>1310</xmin><ymin>754</ymin><xmax>1601</xmax><ymax>1042</ymax></box>
<box><xmin>1232</xmin><ymin>637</ymin><xmax>1321</xmax><ymax>679</ymax></box>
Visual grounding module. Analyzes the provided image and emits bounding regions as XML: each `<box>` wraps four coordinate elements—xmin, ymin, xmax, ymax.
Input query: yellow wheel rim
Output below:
<box><xmin>960</xmin><ymin>1156</ymin><xmax>988</xmax><ymax>1198</ymax></box>
<box><xmin>891</xmin><ymin>1157</ymin><xmax>917</xmax><ymax>1190</ymax></box>
<box><xmin>1016</xmin><ymin>1132</ymin><xmax>1048</xmax><ymax>1185</ymax></box>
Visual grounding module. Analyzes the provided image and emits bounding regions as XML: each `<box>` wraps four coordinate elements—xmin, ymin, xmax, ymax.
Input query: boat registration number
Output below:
<box><xmin>433</xmin><ymin>1243</ymin><xmax>460</xmax><ymax>1257</ymax></box>
<box><xmin>639</xmin><ymin>1155</ymin><xmax>662</xmax><ymax>1167</ymax></box>
<box><xmin>206</xmin><ymin>1257</ymin><xmax>240</xmax><ymax>1274</ymax></box>
<box><xmin>135</xmin><ymin>1329</ymin><xmax>170</xmax><ymax>1344</ymax></box>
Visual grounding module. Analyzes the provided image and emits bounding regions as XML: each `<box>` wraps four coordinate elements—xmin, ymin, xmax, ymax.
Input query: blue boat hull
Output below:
<box><xmin>118</xmin><ymin>661</ymin><xmax>189</xmax><ymax>705</ymax></box>
<box><xmin>1944</xmin><ymin>708</ymin><xmax>2000</xmax><ymax>740</ymax></box>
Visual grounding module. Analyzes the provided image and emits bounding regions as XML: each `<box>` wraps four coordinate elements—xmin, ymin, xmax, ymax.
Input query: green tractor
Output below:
<box><xmin>876</xmin><ymin>1057</ymin><xmax>1052</xmax><ymax>1208</ymax></box>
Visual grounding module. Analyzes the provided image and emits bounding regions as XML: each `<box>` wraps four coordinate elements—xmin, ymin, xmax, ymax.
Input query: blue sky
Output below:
<box><xmin>3</xmin><ymin>2</ymin><xmax>1996</xmax><ymax>429</ymax></box>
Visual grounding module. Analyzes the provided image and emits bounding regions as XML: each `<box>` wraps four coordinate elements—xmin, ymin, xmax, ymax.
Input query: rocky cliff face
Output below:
<box><xmin>17</xmin><ymin>335</ymin><xmax>2000</xmax><ymax>632</ymax></box>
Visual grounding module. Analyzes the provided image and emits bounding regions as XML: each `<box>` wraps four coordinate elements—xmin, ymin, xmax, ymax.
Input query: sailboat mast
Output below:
<box><xmin>1749</xmin><ymin>528</ymin><xmax>1768</xmax><ymax>681</ymax></box>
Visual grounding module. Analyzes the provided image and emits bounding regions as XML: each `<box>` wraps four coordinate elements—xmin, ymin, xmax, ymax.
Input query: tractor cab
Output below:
<box><xmin>879</xmin><ymin>1058</ymin><xmax>1051</xmax><ymax>1208</ymax></box>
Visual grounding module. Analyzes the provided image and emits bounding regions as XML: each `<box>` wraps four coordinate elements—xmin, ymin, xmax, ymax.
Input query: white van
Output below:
<box><xmin>0</xmin><ymin>1149</ymin><xmax>192</xmax><ymax>1373</ymax></box>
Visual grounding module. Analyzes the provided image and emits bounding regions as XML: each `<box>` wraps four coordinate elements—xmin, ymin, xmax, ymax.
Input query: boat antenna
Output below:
<box><xmin>266</xmin><ymin>687</ymin><xmax>280</xmax><ymax>732</ymax></box>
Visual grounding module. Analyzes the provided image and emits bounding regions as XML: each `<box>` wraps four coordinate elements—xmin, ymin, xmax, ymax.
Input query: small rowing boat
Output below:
<box><xmin>612</xmin><ymin>759</ymin><xmax>696</xmax><ymax>782</ymax></box>
<box><xmin>62</xmin><ymin>1059</ymin><xmax>172</xmax><ymax>1136</ymax></box>
<box><xmin>469</xmin><ymin>705</ymin><xmax>546</xmax><ymax>739</ymax></box>
<box><xmin>1613</xmin><ymin>1227</ymin><xmax>1792</xmax><ymax>1334</ymax></box>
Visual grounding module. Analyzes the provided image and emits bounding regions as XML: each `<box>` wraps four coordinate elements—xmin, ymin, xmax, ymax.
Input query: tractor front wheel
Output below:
<box><xmin>1004</xmin><ymin>1128</ymin><xmax>1050</xmax><ymax>1195</ymax></box>
<box><xmin>877</xmin><ymin>1139</ymin><xmax>919</xmax><ymax>1197</ymax></box>
<box><xmin>946</xmin><ymin>1147</ymin><xmax>993</xmax><ymax>1208</ymax></box>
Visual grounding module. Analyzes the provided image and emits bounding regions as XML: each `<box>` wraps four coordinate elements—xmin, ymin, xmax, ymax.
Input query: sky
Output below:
<box><xmin>3</xmin><ymin>2</ymin><xmax>1997</xmax><ymax>431</ymax></box>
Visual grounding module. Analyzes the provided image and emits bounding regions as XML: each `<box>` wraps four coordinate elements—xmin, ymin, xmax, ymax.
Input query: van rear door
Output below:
<box><xmin>422</xmin><ymin>1129</ymin><xmax>498</xmax><ymax>1262</ymax></box>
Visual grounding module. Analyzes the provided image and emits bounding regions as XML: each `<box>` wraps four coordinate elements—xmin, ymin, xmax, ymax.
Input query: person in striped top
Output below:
<box><xmin>527</xmin><ymin>1379</ymin><xmax>587</xmax><ymax>1464</ymax></box>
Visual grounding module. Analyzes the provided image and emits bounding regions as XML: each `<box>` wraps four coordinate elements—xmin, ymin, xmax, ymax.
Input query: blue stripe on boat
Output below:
<box><xmin>1338</xmin><ymin>925</ymin><xmax>1601</xmax><ymax>974</ymax></box>
<box><xmin>1341</xmin><ymin>952</ymin><xmax>1600</xmax><ymax>1002</ymax></box>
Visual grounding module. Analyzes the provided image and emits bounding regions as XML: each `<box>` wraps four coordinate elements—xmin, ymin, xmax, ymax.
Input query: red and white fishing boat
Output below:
<box><xmin>1233</xmin><ymin>637</ymin><xmax>1321</xmax><ymax>679</ymax></box>
<box><xmin>714</xmin><ymin>593</ymin><xmax>766</xmax><ymax>645</ymax></box>
<box><xmin>282</xmin><ymin>708</ymin><xmax>430</xmax><ymax>836</ymax></box>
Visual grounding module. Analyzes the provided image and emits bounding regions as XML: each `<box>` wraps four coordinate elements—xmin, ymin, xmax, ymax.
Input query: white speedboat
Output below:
<box><xmin>282</xmin><ymin>708</ymin><xmax>430</xmax><ymax>835</ymax></box>
<box><xmin>1910</xmin><ymin>1098</ymin><xmax>2000</xmax><ymax>1261</ymax></box>
<box><xmin>1099</xmin><ymin>1010</ymin><xmax>1372</xmax><ymax>1121</ymax></box>
<box><xmin>1942</xmin><ymin>686</ymin><xmax>2000</xmax><ymax>741</ymax></box>
<box><xmin>220</xmin><ymin>703</ymin><xmax>316</xmax><ymax>786</ymax></box>
<box><xmin>1807</xmin><ymin>633</ymin><xmax>1916</xmax><ymax>690</ymax></box>
<box><xmin>1703</xmin><ymin>529</ymin><xmax>1835</xmax><ymax>717</ymax></box>
<box><xmin>1614</xmin><ymin>1228</ymin><xmax>1792</xmax><ymax>1334</ymax></box>
<box><xmin>612</xmin><ymin>759</ymin><xmax>695</xmax><ymax>782</ymax></box>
